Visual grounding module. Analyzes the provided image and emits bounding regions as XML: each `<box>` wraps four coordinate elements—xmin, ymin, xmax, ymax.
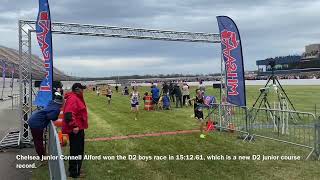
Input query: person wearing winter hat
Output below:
<box><xmin>28</xmin><ymin>92</ymin><xmax>64</xmax><ymax>165</ymax></box>
<box><xmin>62</xmin><ymin>83</ymin><xmax>88</xmax><ymax>178</ymax></box>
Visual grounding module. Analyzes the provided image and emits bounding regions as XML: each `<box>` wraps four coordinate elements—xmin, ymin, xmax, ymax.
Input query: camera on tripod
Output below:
<box><xmin>259</xmin><ymin>84</ymin><xmax>278</xmax><ymax>94</ymax></box>
<box><xmin>268</xmin><ymin>59</ymin><xmax>276</xmax><ymax>69</ymax></box>
<box><xmin>259</xmin><ymin>87</ymin><xmax>270</xmax><ymax>94</ymax></box>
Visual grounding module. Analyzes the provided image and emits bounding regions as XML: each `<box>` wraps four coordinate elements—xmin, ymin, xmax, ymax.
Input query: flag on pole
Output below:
<box><xmin>2</xmin><ymin>61</ymin><xmax>6</xmax><ymax>88</ymax></box>
<box><xmin>10</xmin><ymin>64</ymin><xmax>14</xmax><ymax>88</ymax></box>
<box><xmin>34</xmin><ymin>0</ymin><xmax>53</xmax><ymax>107</ymax></box>
<box><xmin>1</xmin><ymin>61</ymin><xmax>6</xmax><ymax>100</ymax></box>
<box><xmin>217</xmin><ymin>16</ymin><xmax>246</xmax><ymax>107</ymax></box>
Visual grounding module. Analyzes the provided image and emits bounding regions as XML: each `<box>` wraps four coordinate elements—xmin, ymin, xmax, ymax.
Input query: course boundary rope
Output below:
<box><xmin>86</xmin><ymin>129</ymin><xmax>200</xmax><ymax>142</ymax></box>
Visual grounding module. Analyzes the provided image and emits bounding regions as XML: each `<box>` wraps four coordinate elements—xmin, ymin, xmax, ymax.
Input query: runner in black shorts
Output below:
<box><xmin>191</xmin><ymin>89</ymin><xmax>206</xmax><ymax>139</ymax></box>
<box><xmin>106</xmin><ymin>85</ymin><xmax>112</xmax><ymax>105</ymax></box>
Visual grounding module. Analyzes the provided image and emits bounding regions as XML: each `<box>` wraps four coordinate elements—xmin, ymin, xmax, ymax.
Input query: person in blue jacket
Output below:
<box><xmin>28</xmin><ymin>93</ymin><xmax>63</xmax><ymax>158</ymax></box>
<box><xmin>150</xmin><ymin>85</ymin><xmax>160</xmax><ymax>104</ymax></box>
<box><xmin>162</xmin><ymin>94</ymin><xmax>170</xmax><ymax>110</ymax></box>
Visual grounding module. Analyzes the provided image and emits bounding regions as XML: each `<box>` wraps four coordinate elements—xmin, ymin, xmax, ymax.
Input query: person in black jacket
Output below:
<box><xmin>162</xmin><ymin>82</ymin><xmax>169</xmax><ymax>96</ymax></box>
<box><xmin>169</xmin><ymin>82</ymin><xmax>175</xmax><ymax>102</ymax></box>
<box><xmin>115</xmin><ymin>85</ymin><xmax>119</xmax><ymax>93</ymax></box>
<box><xmin>174</xmin><ymin>83</ymin><xmax>183</xmax><ymax>108</ymax></box>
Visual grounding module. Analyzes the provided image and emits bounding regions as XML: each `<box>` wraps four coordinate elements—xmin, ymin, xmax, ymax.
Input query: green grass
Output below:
<box><xmin>32</xmin><ymin>85</ymin><xmax>320</xmax><ymax>180</ymax></box>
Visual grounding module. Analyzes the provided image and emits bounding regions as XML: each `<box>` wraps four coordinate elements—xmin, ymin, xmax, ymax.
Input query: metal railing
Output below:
<box><xmin>48</xmin><ymin>121</ymin><xmax>67</xmax><ymax>180</ymax></box>
<box><xmin>206</xmin><ymin>104</ymin><xmax>320</xmax><ymax>160</ymax></box>
<box><xmin>41</xmin><ymin>103</ymin><xmax>318</xmax><ymax>180</ymax></box>
<box><xmin>209</xmin><ymin>103</ymin><xmax>249</xmax><ymax>134</ymax></box>
<box><xmin>249</xmin><ymin>107</ymin><xmax>317</xmax><ymax>159</ymax></box>
<box><xmin>316</xmin><ymin>119</ymin><xmax>320</xmax><ymax>160</ymax></box>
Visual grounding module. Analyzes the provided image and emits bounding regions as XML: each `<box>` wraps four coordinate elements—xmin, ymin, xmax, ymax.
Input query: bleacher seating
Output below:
<box><xmin>0</xmin><ymin>45</ymin><xmax>69</xmax><ymax>80</ymax></box>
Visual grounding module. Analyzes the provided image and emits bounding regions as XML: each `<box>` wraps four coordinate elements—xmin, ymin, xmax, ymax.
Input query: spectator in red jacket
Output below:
<box><xmin>62</xmin><ymin>83</ymin><xmax>88</xmax><ymax>179</ymax></box>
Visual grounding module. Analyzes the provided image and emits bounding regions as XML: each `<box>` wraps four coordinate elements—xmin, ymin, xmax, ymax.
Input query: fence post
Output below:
<box><xmin>11</xmin><ymin>95</ymin><xmax>14</xmax><ymax>110</ymax></box>
<box><xmin>245</xmin><ymin>107</ymin><xmax>249</xmax><ymax>133</ymax></box>
<box><xmin>316</xmin><ymin>117</ymin><xmax>320</xmax><ymax>159</ymax></box>
<box><xmin>218</xmin><ymin>104</ymin><xmax>222</xmax><ymax>132</ymax></box>
<box><xmin>246</xmin><ymin>108</ymin><xmax>252</xmax><ymax>136</ymax></box>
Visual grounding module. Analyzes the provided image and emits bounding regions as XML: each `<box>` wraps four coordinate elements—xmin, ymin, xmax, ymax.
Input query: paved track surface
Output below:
<box><xmin>0</xmin><ymin>99</ymin><xmax>34</xmax><ymax>180</ymax></box>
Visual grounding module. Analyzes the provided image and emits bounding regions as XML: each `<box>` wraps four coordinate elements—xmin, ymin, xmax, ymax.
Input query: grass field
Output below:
<box><xmin>33</xmin><ymin>85</ymin><xmax>320</xmax><ymax>180</ymax></box>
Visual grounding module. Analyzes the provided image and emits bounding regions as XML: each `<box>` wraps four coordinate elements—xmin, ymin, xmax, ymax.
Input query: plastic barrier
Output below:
<box><xmin>144</xmin><ymin>96</ymin><xmax>154</xmax><ymax>111</ymax></box>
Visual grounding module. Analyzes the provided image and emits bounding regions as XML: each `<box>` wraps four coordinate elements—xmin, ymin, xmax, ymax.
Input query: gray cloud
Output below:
<box><xmin>0</xmin><ymin>0</ymin><xmax>319</xmax><ymax>77</ymax></box>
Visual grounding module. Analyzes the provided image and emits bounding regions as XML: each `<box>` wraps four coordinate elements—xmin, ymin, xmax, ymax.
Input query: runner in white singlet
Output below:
<box><xmin>130</xmin><ymin>86</ymin><xmax>140</xmax><ymax>120</ymax></box>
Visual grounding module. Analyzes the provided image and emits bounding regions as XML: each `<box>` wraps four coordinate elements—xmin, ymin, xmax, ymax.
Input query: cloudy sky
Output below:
<box><xmin>0</xmin><ymin>0</ymin><xmax>319</xmax><ymax>77</ymax></box>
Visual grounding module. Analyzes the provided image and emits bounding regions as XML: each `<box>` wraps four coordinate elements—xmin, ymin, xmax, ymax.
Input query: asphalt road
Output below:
<box><xmin>0</xmin><ymin>99</ymin><xmax>34</xmax><ymax>180</ymax></box>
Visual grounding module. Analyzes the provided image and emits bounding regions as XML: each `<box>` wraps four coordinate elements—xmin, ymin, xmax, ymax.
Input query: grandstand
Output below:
<box><xmin>256</xmin><ymin>44</ymin><xmax>320</xmax><ymax>76</ymax></box>
<box><xmin>302</xmin><ymin>44</ymin><xmax>320</xmax><ymax>60</ymax></box>
<box><xmin>0</xmin><ymin>45</ymin><xmax>69</xmax><ymax>80</ymax></box>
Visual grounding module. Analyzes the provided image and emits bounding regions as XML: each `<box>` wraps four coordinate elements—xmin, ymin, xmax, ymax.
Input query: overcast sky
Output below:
<box><xmin>0</xmin><ymin>0</ymin><xmax>319</xmax><ymax>77</ymax></box>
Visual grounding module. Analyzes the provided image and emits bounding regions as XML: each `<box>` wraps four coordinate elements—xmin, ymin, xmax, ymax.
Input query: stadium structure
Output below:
<box><xmin>0</xmin><ymin>45</ymin><xmax>69</xmax><ymax>80</ymax></box>
<box><xmin>256</xmin><ymin>44</ymin><xmax>320</xmax><ymax>76</ymax></box>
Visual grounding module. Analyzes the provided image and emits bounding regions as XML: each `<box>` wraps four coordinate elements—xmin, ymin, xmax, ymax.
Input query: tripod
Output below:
<box><xmin>253</xmin><ymin>66</ymin><xmax>297</xmax><ymax>109</ymax></box>
<box><xmin>251</xmin><ymin>63</ymin><xmax>299</xmax><ymax>135</ymax></box>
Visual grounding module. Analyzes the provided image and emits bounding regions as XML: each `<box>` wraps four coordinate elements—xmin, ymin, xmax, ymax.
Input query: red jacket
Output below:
<box><xmin>62</xmin><ymin>92</ymin><xmax>88</xmax><ymax>134</ymax></box>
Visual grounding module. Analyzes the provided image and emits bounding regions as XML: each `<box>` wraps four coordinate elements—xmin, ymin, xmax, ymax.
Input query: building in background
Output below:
<box><xmin>301</xmin><ymin>44</ymin><xmax>320</xmax><ymax>61</ymax></box>
<box><xmin>256</xmin><ymin>44</ymin><xmax>320</xmax><ymax>76</ymax></box>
